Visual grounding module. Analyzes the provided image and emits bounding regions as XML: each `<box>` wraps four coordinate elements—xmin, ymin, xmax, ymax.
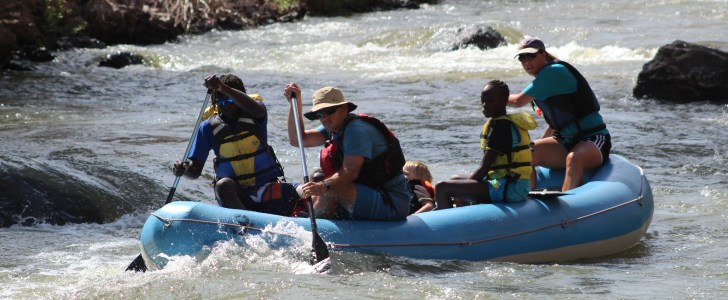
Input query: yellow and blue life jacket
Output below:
<box><xmin>480</xmin><ymin>112</ymin><xmax>537</xmax><ymax>181</ymax></box>
<box><xmin>209</xmin><ymin>94</ymin><xmax>283</xmax><ymax>188</ymax></box>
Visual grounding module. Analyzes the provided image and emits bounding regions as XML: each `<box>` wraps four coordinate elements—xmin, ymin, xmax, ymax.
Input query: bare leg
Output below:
<box><xmin>312</xmin><ymin>183</ymin><xmax>358</xmax><ymax>218</ymax></box>
<box><xmin>562</xmin><ymin>140</ymin><xmax>603</xmax><ymax>191</ymax></box>
<box><xmin>530</xmin><ymin>137</ymin><xmax>568</xmax><ymax>191</ymax></box>
<box><xmin>531</xmin><ymin>137</ymin><xmax>568</xmax><ymax>169</ymax></box>
<box><xmin>435</xmin><ymin>179</ymin><xmax>490</xmax><ymax>209</ymax></box>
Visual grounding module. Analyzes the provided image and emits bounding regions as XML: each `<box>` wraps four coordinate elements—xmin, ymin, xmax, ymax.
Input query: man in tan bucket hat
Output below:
<box><xmin>283</xmin><ymin>82</ymin><xmax>411</xmax><ymax>221</ymax></box>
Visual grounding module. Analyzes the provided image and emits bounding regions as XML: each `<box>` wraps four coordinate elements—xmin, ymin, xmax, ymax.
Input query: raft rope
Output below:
<box><xmin>151</xmin><ymin>170</ymin><xmax>648</xmax><ymax>250</ymax></box>
<box><xmin>150</xmin><ymin>214</ymin><xmax>302</xmax><ymax>239</ymax></box>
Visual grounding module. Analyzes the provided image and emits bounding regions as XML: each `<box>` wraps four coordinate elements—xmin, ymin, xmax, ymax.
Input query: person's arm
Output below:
<box><xmin>469</xmin><ymin>150</ymin><xmax>497</xmax><ymax>181</ymax></box>
<box><xmin>305</xmin><ymin>155</ymin><xmax>365</xmax><ymax>197</ymax></box>
<box><xmin>172</xmin><ymin>122</ymin><xmax>212</xmax><ymax>180</ymax></box>
<box><xmin>508</xmin><ymin>92</ymin><xmax>534</xmax><ymax>108</ymax></box>
<box><xmin>413</xmin><ymin>184</ymin><xmax>435</xmax><ymax>213</ymax></box>
<box><xmin>283</xmin><ymin>82</ymin><xmax>325</xmax><ymax>147</ymax></box>
<box><xmin>323</xmin><ymin>155</ymin><xmax>363</xmax><ymax>191</ymax></box>
<box><xmin>415</xmin><ymin>201</ymin><xmax>435</xmax><ymax>213</ymax></box>
<box><xmin>173</xmin><ymin>158</ymin><xmax>205</xmax><ymax>179</ymax></box>
<box><xmin>221</xmin><ymin>84</ymin><xmax>266</xmax><ymax>119</ymax></box>
<box><xmin>473</xmin><ymin>118</ymin><xmax>516</xmax><ymax>180</ymax></box>
<box><xmin>204</xmin><ymin>75</ymin><xmax>266</xmax><ymax>119</ymax></box>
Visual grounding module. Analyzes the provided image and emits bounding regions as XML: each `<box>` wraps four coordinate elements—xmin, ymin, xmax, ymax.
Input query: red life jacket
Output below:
<box><xmin>407</xmin><ymin>179</ymin><xmax>435</xmax><ymax>214</ymax></box>
<box><xmin>320</xmin><ymin>114</ymin><xmax>405</xmax><ymax>187</ymax></box>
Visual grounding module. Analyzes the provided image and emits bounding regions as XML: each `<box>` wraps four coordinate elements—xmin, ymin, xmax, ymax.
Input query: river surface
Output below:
<box><xmin>2</xmin><ymin>0</ymin><xmax>728</xmax><ymax>298</ymax></box>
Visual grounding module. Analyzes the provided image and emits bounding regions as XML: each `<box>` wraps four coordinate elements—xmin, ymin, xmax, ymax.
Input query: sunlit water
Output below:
<box><xmin>1</xmin><ymin>0</ymin><xmax>728</xmax><ymax>298</ymax></box>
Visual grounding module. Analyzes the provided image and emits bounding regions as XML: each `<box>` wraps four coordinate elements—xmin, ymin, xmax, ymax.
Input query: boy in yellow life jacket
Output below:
<box><xmin>435</xmin><ymin>80</ymin><xmax>536</xmax><ymax>209</ymax></box>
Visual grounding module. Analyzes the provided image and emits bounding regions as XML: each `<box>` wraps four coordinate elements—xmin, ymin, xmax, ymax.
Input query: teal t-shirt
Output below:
<box><xmin>523</xmin><ymin>63</ymin><xmax>577</xmax><ymax>100</ymax></box>
<box><xmin>523</xmin><ymin>63</ymin><xmax>608</xmax><ymax>142</ymax></box>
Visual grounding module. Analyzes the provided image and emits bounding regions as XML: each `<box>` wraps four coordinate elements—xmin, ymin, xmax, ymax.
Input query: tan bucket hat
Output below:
<box><xmin>304</xmin><ymin>86</ymin><xmax>358</xmax><ymax>120</ymax></box>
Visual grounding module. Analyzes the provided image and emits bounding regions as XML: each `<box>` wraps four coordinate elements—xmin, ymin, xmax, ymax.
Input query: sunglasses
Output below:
<box><xmin>312</xmin><ymin>106</ymin><xmax>340</xmax><ymax>119</ymax></box>
<box><xmin>216</xmin><ymin>98</ymin><xmax>234</xmax><ymax>107</ymax></box>
<box><xmin>517</xmin><ymin>51</ymin><xmax>541</xmax><ymax>62</ymax></box>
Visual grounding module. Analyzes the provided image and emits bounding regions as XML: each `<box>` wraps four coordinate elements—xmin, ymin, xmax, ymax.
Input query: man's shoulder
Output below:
<box><xmin>346</xmin><ymin>116</ymin><xmax>375</xmax><ymax>129</ymax></box>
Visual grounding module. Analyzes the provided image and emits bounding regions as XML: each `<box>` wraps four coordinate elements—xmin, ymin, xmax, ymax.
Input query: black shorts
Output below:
<box><xmin>570</xmin><ymin>134</ymin><xmax>611</xmax><ymax>163</ymax></box>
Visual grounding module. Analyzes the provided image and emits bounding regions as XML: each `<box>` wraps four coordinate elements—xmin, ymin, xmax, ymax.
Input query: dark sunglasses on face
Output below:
<box><xmin>216</xmin><ymin>98</ymin><xmax>234</xmax><ymax>107</ymax></box>
<box><xmin>312</xmin><ymin>106</ymin><xmax>340</xmax><ymax>119</ymax></box>
<box><xmin>517</xmin><ymin>52</ymin><xmax>540</xmax><ymax>62</ymax></box>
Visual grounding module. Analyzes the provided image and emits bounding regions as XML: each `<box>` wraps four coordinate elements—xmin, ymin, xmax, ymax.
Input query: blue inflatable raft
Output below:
<box><xmin>139</xmin><ymin>154</ymin><xmax>653</xmax><ymax>269</ymax></box>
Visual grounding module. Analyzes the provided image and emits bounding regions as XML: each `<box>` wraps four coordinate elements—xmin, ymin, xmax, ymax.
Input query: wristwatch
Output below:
<box><xmin>322</xmin><ymin>180</ymin><xmax>331</xmax><ymax>191</ymax></box>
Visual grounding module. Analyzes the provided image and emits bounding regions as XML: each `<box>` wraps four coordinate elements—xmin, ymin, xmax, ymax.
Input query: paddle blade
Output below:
<box><xmin>311</xmin><ymin>231</ymin><xmax>330</xmax><ymax>265</ymax></box>
<box><xmin>312</xmin><ymin>256</ymin><xmax>331</xmax><ymax>274</ymax></box>
<box><xmin>126</xmin><ymin>254</ymin><xmax>147</xmax><ymax>272</ymax></box>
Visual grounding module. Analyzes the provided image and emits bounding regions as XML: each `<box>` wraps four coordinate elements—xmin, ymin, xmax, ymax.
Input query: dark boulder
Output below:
<box><xmin>428</xmin><ymin>24</ymin><xmax>505</xmax><ymax>51</ymax></box>
<box><xmin>56</xmin><ymin>34</ymin><xmax>107</xmax><ymax>51</ymax></box>
<box><xmin>633</xmin><ymin>40</ymin><xmax>728</xmax><ymax>103</ymax></box>
<box><xmin>99</xmin><ymin>52</ymin><xmax>145</xmax><ymax>69</ymax></box>
<box><xmin>0</xmin><ymin>168</ymin><xmax>105</xmax><ymax>227</ymax></box>
<box><xmin>451</xmin><ymin>24</ymin><xmax>506</xmax><ymax>51</ymax></box>
<box><xmin>3</xmin><ymin>47</ymin><xmax>55</xmax><ymax>71</ymax></box>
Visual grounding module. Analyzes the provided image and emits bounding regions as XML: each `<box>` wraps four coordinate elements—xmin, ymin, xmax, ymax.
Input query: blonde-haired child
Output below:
<box><xmin>403</xmin><ymin>160</ymin><xmax>436</xmax><ymax>214</ymax></box>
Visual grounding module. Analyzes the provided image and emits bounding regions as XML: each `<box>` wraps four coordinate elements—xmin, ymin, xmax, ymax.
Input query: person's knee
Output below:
<box><xmin>566</xmin><ymin>147</ymin><xmax>597</xmax><ymax>168</ymax></box>
<box><xmin>530</xmin><ymin>153</ymin><xmax>541</xmax><ymax>166</ymax></box>
<box><xmin>564</xmin><ymin>151</ymin><xmax>581</xmax><ymax>169</ymax></box>
<box><xmin>216</xmin><ymin>178</ymin><xmax>236</xmax><ymax>189</ymax></box>
<box><xmin>215</xmin><ymin>178</ymin><xmax>246</xmax><ymax>209</ymax></box>
<box><xmin>530</xmin><ymin>145</ymin><xmax>547</xmax><ymax>166</ymax></box>
<box><xmin>435</xmin><ymin>181</ymin><xmax>452</xmax><ymax>192</ymax></box>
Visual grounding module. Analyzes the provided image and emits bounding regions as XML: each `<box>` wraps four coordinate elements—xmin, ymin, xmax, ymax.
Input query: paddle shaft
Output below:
<box><xmin>126</xmin><ymin>90</ymin><xmax>212</xmax><ymax>272</ymax></box>
<box><xmin>290</xmin><ymin>93</ymin><xmax>330</xmax><ymax>264</ymax></box>
<box><xmin>165</xmin><ymin>90</ymin><xmax>212</xmax><ymax>203</ymax></box>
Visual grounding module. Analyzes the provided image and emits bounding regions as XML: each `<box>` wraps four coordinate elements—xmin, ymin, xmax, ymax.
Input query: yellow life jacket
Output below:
<box><xmin>480</xmin><ymin>112</ymin><xmax>537</xmax><ymax>180</ymax></box>
<box><xmin>208</xmin><ymin>94</ymin><xmax>283</xmax><ymax>187</ymax></box>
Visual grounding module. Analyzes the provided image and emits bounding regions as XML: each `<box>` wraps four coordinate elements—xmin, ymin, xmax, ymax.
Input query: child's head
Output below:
<box><xmin>481</xmin><ymin>79</ymin><xmax>509</xmax><ymax>118</ymax></box>
<box><xmin>403</xmin><ymin>160</ymin><xmax>433</xmax><ymax>182</ymax></box>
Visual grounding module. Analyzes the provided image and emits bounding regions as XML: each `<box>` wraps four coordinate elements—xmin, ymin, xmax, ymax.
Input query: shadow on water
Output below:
<box><xmin>0</xmin><ymin>148</ymin><xmax>165</xmax><ymax>228</ymax></box>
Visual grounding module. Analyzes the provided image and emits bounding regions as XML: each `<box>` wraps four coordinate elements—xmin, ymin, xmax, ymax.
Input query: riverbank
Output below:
<box><xmin>0</xmin><ymin>0</ymin><xmax>435</xmax><ymax>70</ymax></box>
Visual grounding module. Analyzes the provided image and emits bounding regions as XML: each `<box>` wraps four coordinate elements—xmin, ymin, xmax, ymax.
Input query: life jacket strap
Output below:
<box><xmin>512</xmin><ymin>144</ymin><xmax>530</xmax><ymax>152</ymax></box>
<box><xmin>215</xmin><ymin>148</ymin><xmax>268</xmax><ymax>164</ymax></box>
<box><xmin>231</xmin><ymin>164</ymin><xmax>280</xmax><ymax>182</ymax></box>
<box><xmin>490</xmin><ymin>161</ymin><xmax>531</xmax><ymax>171</ymax></box>
<box><xmin>219</xmin><ymin>131</ymin><xmax>257</xmax><ymax>144</ymax></box>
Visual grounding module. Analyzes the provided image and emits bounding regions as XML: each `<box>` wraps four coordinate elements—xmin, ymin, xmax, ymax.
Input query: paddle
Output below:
<box><xmin>290</xmin><ymin>92</ymin><xmax>331</xmax><ymax>267</ymax></box>
<box><xmin>528</xmin><ymin>190</ymin><xmax>570</xmax><ymax>199</ymax></box>
<box><xmin>126</xmin><ymin>89</ymin><xmax>212</xmax><ymax>272</ymax></box>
